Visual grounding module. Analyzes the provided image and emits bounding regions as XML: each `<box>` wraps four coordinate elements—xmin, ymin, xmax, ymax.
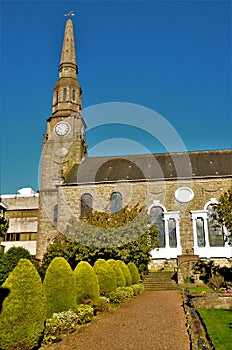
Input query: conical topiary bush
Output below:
<box><xmin>107</xmin><ymin>259</ymin><xmax>126</xmax><ymax>287</ymax></box>
<box><xmin>127</xmin><ymin>261</ymin><xmax>140</xmax><ymax>284</ymax></box>
<box><xmin>0</xmin><ymin>259</ymin><xmax>46</xmax><ymax>350</ymax></box>
<box><xmin>43</xmin><ymin>257</ymin><xmax>76</xmax><ymax>318</ymax></box>
<box><xmin>93</xmin><ymin>259</ymin><xmax>116</xmax><ymax>295</ymax></box>
<box><xmin>74</xmin><ymin>261</ymin><xmax>100</xmax><ymax>305</ymax></box>
<box><xmin>117</xmin><ymin>260</ymin><xmax>132</xmax><ymax>286</ymax></box>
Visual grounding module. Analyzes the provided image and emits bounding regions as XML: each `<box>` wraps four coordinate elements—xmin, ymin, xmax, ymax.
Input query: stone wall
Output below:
<box><xmin>36</xmin><ymin>190</ymin><xmax>59</xmax><ymax>260</ymax></box>
<box><xmin>148</xmin><ymin>258</ymin><xmax>178</xmax><ymax>270</ymax></box>
<box><xmin>191</xmin><ymin>293</ymin><xmax>232</xmax><ymax>309</ymax></box>
<box><xmin>177</xmin><ymin>258</ymin><xmax>232</xmax><ymax>284</ymax></box>
<box><xmin>35</xmin><ymin>172</ymin><xmax>231</xmax><ymax>259</ymax></box>
<box><xmin>57</xmin><ymin>176</ymin><xmax>231</xmax><ymax>255</ymax></box>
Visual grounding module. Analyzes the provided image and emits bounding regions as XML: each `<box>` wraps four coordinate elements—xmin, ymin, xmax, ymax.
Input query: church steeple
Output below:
<box><xmin>37</xmin><ymin>15</ymin><xmax>87</xmax><ymax>261</ymax></box>
<box><xmin>59</xmin><ymin>19</ymin><xmax>77</xmax><ymax>79</ymax></box>
<box><xmin>52</xmin><ymin>18</ymin><xmax>82</xmax><ymax>117</ymax></box>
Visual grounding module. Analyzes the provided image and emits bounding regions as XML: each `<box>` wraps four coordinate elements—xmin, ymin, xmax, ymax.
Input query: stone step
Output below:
<box><xmin>144</xmin><ymin>282</ymin><xmax>176</xmax><ymax>286</ymax></box>
<box><xmin>144</xmin><ymin>284</ymin><xmax>177</xmax><ymax>288</ymax></box>
<box><xmin>143</xmin><ymin>271</ymin><xmax>178</xmax><ymax>291</ymax></box>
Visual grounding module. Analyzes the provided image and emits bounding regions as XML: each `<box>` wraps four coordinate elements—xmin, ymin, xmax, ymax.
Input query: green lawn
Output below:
<box><xmin>182</xmin><ymin>284</ymin><xmax>213</xmax><ymax>294</ymax></box>
<box><xmin>197</xmin><ymin>308</ymin><xmax>232</xmax><ymax>350</ymax></box>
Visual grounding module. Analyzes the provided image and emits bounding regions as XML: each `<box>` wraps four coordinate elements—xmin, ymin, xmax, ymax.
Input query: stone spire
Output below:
<box><xmin>52</xmin><ymin>18</ymin><xmax>82</xmax><ymax>117</ymax></box>
<box><xmin>59</xmin><ymin>19</ymin><xmax>77</xmax><ymax>79</ymax></box>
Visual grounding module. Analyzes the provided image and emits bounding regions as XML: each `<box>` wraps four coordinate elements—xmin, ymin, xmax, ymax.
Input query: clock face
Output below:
<box><xmin>55</xmin><ymin>122</ymin><xmax>70</xmax><ymax>137</ymax></box>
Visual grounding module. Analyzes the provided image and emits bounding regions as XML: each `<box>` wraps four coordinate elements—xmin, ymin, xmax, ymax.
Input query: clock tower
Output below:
<box><xmin>37</xmin><ymin>18</ymin><xmax>87</xmax><ymax>259</ymax></box>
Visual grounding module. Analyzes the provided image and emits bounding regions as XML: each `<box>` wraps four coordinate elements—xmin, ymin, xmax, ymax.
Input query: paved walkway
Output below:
<box><xmin>50</xmin><ymin>291</ymin><xmax>190</xmax><ymax>350</ymax></box>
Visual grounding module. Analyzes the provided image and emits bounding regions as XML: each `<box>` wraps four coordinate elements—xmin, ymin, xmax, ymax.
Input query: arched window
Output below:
<box><xmin>110</xmin><ymin>192</ymin><xmax>122</xmax><ymax>214</ymax></box>
<box><xmin>150</xmin><ymin>206</ymin><xmax>165</xmax><ymax>247</ymax></box>
<box><xmin>191</xmin><ymin>198</ymin><xmax>226</xmax><ymax>253</ymax></box>
<box><xmin>54</xmin><ymin>204</ymin><xmax>58</xmax><ymax>225</ymax></box>
<box><xmin>81</xmin><ymin>193</ymin><xmax>93</xmax><ymax>216</ymax></box>
<box><xmin>207</xmin><ymin>204</ymin><xmax>224</xmax><ymax>247</ymax></box>
<box><xmin>63</xmin><ymin>88</ymin><xmax>67</xmax><ymax>101</ymax></box>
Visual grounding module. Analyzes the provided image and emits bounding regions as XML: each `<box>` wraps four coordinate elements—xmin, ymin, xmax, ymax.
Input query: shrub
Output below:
<box><xmin>93</xmin><ymin>259</ymin><xmax>116</xmax><ymax>295</ymax></box>
<box><xmin>109</xmin><ymin>288</ymin><xmax>127</xmax><ymax>304</ymax></box>
<box><xmin>0</xmin><ymin>259</ymin><xmax>46</xmax><ymax>350</ymax></box>
<box><xmin>117</xmin><ymin>260</ymin><xmax>132</xmax><ymax>286</ymax></box>
<box><xmin>42</xmin><ymin>305</ymin><xmax>94</xmax><ymax>347</ymax></box>
<box><xmin>130</xmin><ymin>283</ymin><xmax>144</xmax><ymax>296</ymax></box>
<box><xmin>127</xmin><ymin>261</ymin><xmax>140</xmax><ymax>284</ymax></box>
<box><xmin>75</xmin><ymin>304</ymin><xmax>94</xmax><ymax>324</ymax></box>
<box><xmin>208</xmin><ymin>274</ymin><xmax>224</xmax><ymax>291</ymax></box>
<box><xmin>118</xmin><ymin>286</ymin><xmax>134</xmax><ymax>298</ymax></box>
<box><xmin>107</xmin><ymin>259</ymin><xmax>126</xmax><ymax>287</ymax></box>
<box><xmin>43</xmin><ymin>257</ymin><xmax>76</xmax><ymax>318</ymax></box>
<box><xmin>109</xmin><ymin>286</ymin><xmax>134</xmax><ymax>304</ymax></box>
<box><xmin>74</xmin><ymin>261</ymin><xmax>100</xmax><ymax>305</ymax></box>
<box><xmin>42</xmin><ymin>310</ymin><xmax>79</xmax><ymax>347</ymax></box>
<box><xmin>0</xmin><ymin>247</ymin><xmax>31</xmax><ymax>285</ymax></box>
<box><xmin>184</xmin><ymin>276</ymin><xmax>194</xmax><ymax>284</ymax></box>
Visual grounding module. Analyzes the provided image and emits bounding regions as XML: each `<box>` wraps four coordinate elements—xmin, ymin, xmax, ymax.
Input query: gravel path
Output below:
<box><xmin>49</xmin><ymin>291</ymin><xmax>190</xmax><ymax>350</ymax></box>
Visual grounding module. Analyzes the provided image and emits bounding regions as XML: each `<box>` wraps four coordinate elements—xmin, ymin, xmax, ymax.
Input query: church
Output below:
<box><xmin>1</xmin><ymin>18</ymin><xmax>231</xmax><ymax>271</ymax></box>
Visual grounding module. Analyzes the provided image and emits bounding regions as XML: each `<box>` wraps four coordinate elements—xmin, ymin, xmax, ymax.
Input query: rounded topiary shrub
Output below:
<box><xmin>0</xmin><ymin>246</ymin><xmax>31</xmax><ymax>285</ymax></box>
<box><xmin>93</xmin><ymin>259</ymin><xmax>116</xmax><ymax>295</ymax></box>
<box><xmin>107</xmin><ymin>259</ymin><xmax>126</xmax><ymax>287</ymax></box>
<box><xmin>0</xmin><ymin>259</ymin><xmax>46</xmax><ymax>350</ymax></box>
<box><xmin>74</xmin><ymin>261</ymin><xmax>100</xmax><ymax>305</ymax></box>
<box><xmin>43</xmin><ymin>257</ymin><xmax>76</xmax><ymax>318</ymax></box>
<box><xmin>117</xmin><ymin>260</ymin><xmax>132</xmax><ymax>286</ymax></box>
<box><xmin>127</xmin><ymin>262</ymin><xmax>140</xmax><ymax>284</ymax></box>
<box><xmin>131</xmin><ymin>283</ymin><xmax>144</xmax><ymax>295</ymax></box>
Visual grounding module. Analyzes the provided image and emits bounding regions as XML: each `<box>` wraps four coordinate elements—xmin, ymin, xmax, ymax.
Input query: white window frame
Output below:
<box><xmin>148</xmin><ymin>200</ymin><xmax>182</xmax><ymax>259</ymax></box>
<box><xmin>191</xmin><ymin>198</ymin><xmax>231</xmax><ymax>258</ymax></box>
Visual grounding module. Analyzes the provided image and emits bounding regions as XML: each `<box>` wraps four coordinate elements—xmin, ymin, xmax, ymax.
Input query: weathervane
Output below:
<box><xmin>64</xmin><ymin>10</ymin><xmax>75</xmax><ymax>17</ymax></box>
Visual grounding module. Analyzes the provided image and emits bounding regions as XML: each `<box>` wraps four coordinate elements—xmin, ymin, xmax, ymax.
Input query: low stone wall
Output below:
<box><xmin>183</xmin><ymin>288</ymin><xmax>232</xmax><ymax>350</ymax></box>
<box><xmin>177</xmin><ymin>257</ymin><xmax>232</xmax><ymax>285</ymax></box>
<box><xmin>191</xmin><ymin>293</ymin><xmax>232</xmax><ymax>309</ymax></box>
<box><xmin>148</xmin><ymin>258</ymin><xmax>177</xmax><ymax>271</ymax></box>
<box><xmin>183</xmin><ymin>303</ymin><xmax>212</xmax><ymax>350</ymax></box>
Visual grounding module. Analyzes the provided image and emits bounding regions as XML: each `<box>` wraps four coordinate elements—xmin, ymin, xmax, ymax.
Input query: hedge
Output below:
<box><xmin>107</xmin><ymin>259</ymin><xmax>126</xmax><ymax>287</ymax></box>
<box><xmin>0</xmin><ymin>259</ymin><xmax>46</xmax><ymax>350</ymax></box>
<box><xmin>127</xmin><ymin>261</ymin><xmax>140</xmax><ymax>284</ymax></box>
<box><xmin>43</xmin><ymin>257</ymin><xmax>76</xmax><ymax>318</ymax></box>
<box><xmin>117</xmin><ymin>260</ymin><xmax>132</xmax><ymax>286</ymax></box>
<box><xmin>93</xmin><ymin>259</ymin><xmax>116</xmax><ymax>295</ymax></box>
<box><xmin>74</xmin><ymin>261</ymin><xmax>100</xmax><ymax>304</ymax></box>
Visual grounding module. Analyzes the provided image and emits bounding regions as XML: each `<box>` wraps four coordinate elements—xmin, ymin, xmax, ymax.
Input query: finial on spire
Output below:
<box><xmin>64</xmin><ymin>10</ymin><xmax>75</xmax><ymax>17</ymax></box>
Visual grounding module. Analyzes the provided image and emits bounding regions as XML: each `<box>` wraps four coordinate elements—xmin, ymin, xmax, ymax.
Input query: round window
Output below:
<box><xmin>175</xmin><ymin>187</ymin><xmax>194</xmax><ymax>203</ymax></box>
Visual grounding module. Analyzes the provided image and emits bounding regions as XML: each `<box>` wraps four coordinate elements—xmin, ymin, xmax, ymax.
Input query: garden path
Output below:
<box><xmin>49</xmin><ymin>290</ymin><xmax>190</xmax><ymax>350</ymax></box>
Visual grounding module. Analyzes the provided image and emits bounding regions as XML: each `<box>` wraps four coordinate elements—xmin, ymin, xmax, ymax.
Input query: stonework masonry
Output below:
<box><xmin>37</xmin><ymin>175</ymin><xmax>231</xmax><ymax>261</ymax></box>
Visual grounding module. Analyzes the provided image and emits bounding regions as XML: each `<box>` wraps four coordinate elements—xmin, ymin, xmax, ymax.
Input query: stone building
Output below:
<box><xmin>2</xmin><ymin>18</ymin><xmax>232</xmax><ymax>269</ymax></box>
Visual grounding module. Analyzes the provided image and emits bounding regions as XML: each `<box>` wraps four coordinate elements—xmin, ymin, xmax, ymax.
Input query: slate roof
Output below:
<box><xmin>64</xmin><ymin>149</ymin><xmax>232</xmax><ymax>185</ymax></box>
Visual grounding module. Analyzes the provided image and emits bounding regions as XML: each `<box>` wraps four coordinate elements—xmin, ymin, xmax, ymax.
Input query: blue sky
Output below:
<box><xmin>0</xmin><ymin>0</ymin><xmax>231</xmax><ymax>194</ymax></box>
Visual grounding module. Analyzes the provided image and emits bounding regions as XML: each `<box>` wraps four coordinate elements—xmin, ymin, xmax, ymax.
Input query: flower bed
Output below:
<box><xmin>183</xmin><ymin>288</ymin><xmax>213</xmax><ymax>350</ymax></box>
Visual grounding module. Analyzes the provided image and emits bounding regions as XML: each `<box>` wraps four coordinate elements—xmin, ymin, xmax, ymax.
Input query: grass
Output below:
<box><xmin>197</xmin><ymin>309</ymin><xmax>232</xmax><ymax>350</ymax></box>
<box><xmin>182</xmin><ymin>284</ymin><xmax>214</xmax><ymax>294</ymax></box>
